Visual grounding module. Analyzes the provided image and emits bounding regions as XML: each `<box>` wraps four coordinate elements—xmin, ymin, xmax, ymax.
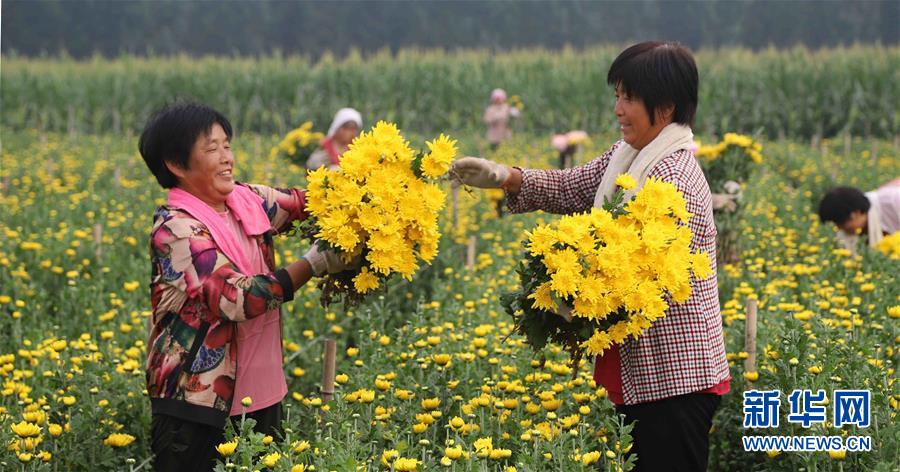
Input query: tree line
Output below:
<box><xmin>2</xmin><ymin>0</ymin><xmax>897</xmax><ymax>58</ymax></box>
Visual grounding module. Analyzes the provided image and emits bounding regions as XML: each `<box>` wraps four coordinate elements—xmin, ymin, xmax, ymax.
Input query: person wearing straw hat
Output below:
<box><xmin>139</xmin><ymin>102</ymin><xmax>356</xmax><ymax>471</ymax></box>
<box><xmin>453</xmin><ymin>42</ymin><xmax>729</xmax><ymax>471</ymax></box>
<box><xmin>306</xmin><ymin>107</ymin><xmax>362</xmax><ymax>170</ymax></box>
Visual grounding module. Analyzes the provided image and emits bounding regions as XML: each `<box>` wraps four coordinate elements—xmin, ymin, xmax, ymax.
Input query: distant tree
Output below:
<box><xmin>2</xmin><ymin>0</ymin><xmax>897</xmax><ymax>58</ymax></box>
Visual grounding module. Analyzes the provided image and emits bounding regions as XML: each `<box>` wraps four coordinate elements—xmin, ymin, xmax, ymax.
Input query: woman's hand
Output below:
<box><xmin>302</xmin><ymin>243</ymin><xmax>359</xmax><ymax>276</ymax></box>
<box><xmin>451</xmin><ymin>157</ymin><xmax>512</xmax><ymax>189</ymax></box>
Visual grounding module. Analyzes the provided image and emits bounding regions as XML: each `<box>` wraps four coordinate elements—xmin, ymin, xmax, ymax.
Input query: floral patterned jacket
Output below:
<box><xmin>146</xmin><ymin>183</ymin><xmax>306</xmax><ymax>427</ymax></box>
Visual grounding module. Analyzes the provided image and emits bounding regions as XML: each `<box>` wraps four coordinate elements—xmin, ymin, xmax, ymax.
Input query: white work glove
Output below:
<box><xmin>303</xmin><ymin>243</ymin><xmax>356</xmax><ymax>276</ymax></box>
<box><xmin>451</xmin><ymin>157</ymin><xmax>511</xmax><ymax>189</ymax></box>
<box><xmin>711</xmin><ymin>193</ymin><xmax>737</xmax><ymax>213</ymax></box>
<box><xmin>555</xmin><ymin>302</ymin><xmax>573</xmax><ymax>323</ymax></box>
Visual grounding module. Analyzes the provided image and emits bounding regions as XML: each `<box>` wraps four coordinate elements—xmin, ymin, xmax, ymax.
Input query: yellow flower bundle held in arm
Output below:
<box><xmin>270</xmin><ymin>121</ymin><xmax>324</xmax><ymax>166</ymax></box>
<box><xmin>299</xmin><ymin>121</ymin><xmax>457</xmax><ymax>305</ymax></box>
<box><xmin>502</xmin><ymin>176</ymin><xmax>712</xmax><ymax>366</ymax></box>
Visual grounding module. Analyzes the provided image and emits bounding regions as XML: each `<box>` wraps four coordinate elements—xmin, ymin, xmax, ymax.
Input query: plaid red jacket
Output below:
<box><xmin>507</xmin><ymin>141</ymin><xmax>730</xmax><ymax>405</ymax></box>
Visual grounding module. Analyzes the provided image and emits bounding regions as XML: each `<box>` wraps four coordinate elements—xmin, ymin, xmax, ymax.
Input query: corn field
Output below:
<box><xmin>2</xmin><ymin>45</ymin><xmax>899</xmax><ymax>139</ymax></box>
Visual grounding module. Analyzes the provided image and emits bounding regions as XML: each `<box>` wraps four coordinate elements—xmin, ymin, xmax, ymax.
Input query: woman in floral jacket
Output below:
<box><xmin>140</xmin><ymin>102</ymin><xmax>351</xmax><ymax>471</ymax></box>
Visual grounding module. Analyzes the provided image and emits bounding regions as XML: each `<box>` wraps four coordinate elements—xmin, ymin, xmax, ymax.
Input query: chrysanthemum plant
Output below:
<box><xmin>294</xmin><ymin>121</ymin><xmax>457</xmax><ymax>307</ymax></box>
<box><xmin>695</xmin><ymin>132</ymin><xmax>762</xmax><ymax>196</ymax></box>
<box><xmin>270</xmin><ymin>121</ymin><xmax>325</xmax><ymax>167</ymax></box>
<box><xmin>501</xmin><ymin>175</ymin><xmax>713</xmax><ymax>372</ymax></box>
<box><xmin>695</xmin><ymin>132</ymin><xmax>763</xmax><ymax>262</ymax></box>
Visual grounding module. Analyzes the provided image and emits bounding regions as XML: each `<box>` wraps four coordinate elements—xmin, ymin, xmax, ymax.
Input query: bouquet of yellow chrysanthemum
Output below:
<box><xmin>695</xmin><ymin>132</ymin><xmax>762</xmax><ymax>194</ymax></box>
<box><xmin>297</xmin><ymin>121</ymin><xmax>457</xmax><ymax>306</ymax></box>
<box><xmin>509</xmin><ymin>94</ymin><xmax>524</xmax><ymax>112</ymax></box>
<box><xmin>502</xmin><ymin>175</ymin><xmax>713</xmax><ymax>368</ymax></box>
<box><xmin>270</xmin><ymin>121</ymin><xmax>325</xmax><ymax>167</ymax></box>
<box><xmin>695</xmin><ymin>132</ymin><xmax>762</xmax><ymax>262</ymax></box>
<box><xmin>875</xmin><ymin>232</ymin><xmax>900</xmax><ymax>260</ymax></box>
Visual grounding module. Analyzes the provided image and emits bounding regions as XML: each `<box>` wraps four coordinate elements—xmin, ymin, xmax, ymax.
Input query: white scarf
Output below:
<box><xmin>593</xmin><ymin>123</ymin><xmax>694</xmax><ymax>208</ymax></box>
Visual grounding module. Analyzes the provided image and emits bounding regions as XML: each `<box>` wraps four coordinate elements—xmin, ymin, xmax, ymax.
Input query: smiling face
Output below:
<box><xmin>166</xmin><ymin>123</ymin><xmax>234</xmax><ymax>211</ymax></box>
<box><xmin>614</xmin><ymin>84</ymin><xmax>673</xmax><ymax>150</ymax></box>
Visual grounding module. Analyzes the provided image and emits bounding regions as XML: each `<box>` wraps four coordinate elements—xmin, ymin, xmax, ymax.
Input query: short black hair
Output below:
<box><xmin>607</xmin><ymin>41</ymin><xmax>698</xmax><ymax>127</ymax></box>
<box><xmin>138</xmin><ymin>102</ymin><xmax>233</xmax><ymax>188</ymax></box>
<box><xmin>818</xmin><ymin>187</ymin><xmax>870</xmax><ymax>225</ymax></box>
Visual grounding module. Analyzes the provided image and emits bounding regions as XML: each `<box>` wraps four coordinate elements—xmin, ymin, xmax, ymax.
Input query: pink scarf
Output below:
<box><xmin>167</xmin><ymin>184</ymin><xmax>271</xmax><ymax>274</ymax></box>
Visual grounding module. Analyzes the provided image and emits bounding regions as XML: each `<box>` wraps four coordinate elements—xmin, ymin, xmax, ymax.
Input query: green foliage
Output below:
<box><xmin>2</xmin><ymin>46</ymin><xmax>898</xmax><ymax>139</ymax></box>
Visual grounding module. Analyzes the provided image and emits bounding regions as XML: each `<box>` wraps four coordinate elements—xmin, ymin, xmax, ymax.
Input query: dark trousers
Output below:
<box><xmin>615</xmin><ymin>393</ymin><xmax>721</xmax><ymax>472</ymax></box>
<box><xmin>151</xmin><ymin>402</ymin><xmax>283</xmax><ymax>472</ymax></box>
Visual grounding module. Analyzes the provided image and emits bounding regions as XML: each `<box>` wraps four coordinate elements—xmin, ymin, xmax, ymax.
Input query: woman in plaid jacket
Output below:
<box><xmin>452</xmin><ymin>42</ymin><xmax>731</xmax><ymax>471</ymax></box>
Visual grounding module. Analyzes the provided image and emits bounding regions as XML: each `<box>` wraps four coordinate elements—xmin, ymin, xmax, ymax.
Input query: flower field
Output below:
<box><xmin>0</xmin><ymin>125</ymin><xmax>897</xmax><ymax>471</ymax></box>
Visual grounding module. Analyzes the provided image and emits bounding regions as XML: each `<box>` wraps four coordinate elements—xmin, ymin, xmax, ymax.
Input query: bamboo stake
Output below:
<box><xmin>93</xmin><ymin>224</ymin><xmax>103</xmax><ymax>260</ymax></box>
<box><xmin>744</xmin><ymin>298</ymin><xmax>758</xmax><ymax>373</ymax></box>
<box><xmin>320</xmin><ymin>339</ymin><xmax>337</xmax><ymax>403</ymax></box>
<box><xmin>466</xmin><ymin>236</ymin><xmax>476</xmax><ymax>270</ymax></box>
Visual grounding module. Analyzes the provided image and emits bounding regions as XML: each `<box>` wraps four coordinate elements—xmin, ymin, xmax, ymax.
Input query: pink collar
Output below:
<box><xmin>167</xmin><ymin>184</ymin><xmax>270</xmax><ymax>273</ymax></box>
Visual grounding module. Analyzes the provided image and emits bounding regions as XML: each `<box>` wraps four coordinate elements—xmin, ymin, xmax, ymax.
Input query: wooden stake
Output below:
<box><xmin>451</xmin><ymin>185</ymin><xmax>459</xmax><ymax>235</ymax></box>
<box><xmin>843</xmin><ymin>133</ymin><xmax>851</xmax><ymax>158</ymax></box>
<box><xmin>112</xmin><ymin>109</ymin><xmax>121</xmax><ymax>135</ymax></box>
<box><xmin>744</xmin><ymin>298</ymin><xmax>758</xmax><ymax>373</ymax></box>
<box><xmin>67</xmin><ymin>105</ymin><xmax>77</xmax><ymax>138</ymax></box>
<box><xmin>114</xmin><ymin>167</ymin><xmax>122</xmax><ymax>187</ymax></box>
<box><xmin>466</xmin><ymin>236</ymin><xmax>476</xmax><ymax>270</ymax></box>
<box><xmin>320</xmin><ymin>339</ymin><xmax>336</xmax><ymax>403</ymax></box>
<box><xmin>93</xmin><ymin>224</ymin><xmax>103</xmax><ymax>260</ymax></box>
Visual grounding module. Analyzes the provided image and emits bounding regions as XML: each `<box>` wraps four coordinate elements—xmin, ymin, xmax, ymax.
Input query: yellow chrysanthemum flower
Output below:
<box><xmin>615</xmin><ymin>173</ymin><xmax>637</xmax><ymax>190</ymax></box>
<box><xmin>11</xmin><ymin>421</ymin><xmax>41</xmax><ymax>438</ymax></box>
<box><xmin>353</xmin><ymin>268</ymin><xmax>380</xmax><ymax>293</ymax></box>
<box><xmin>103</xmin><ymin>433</ymin><xmax>136</xmax><ymax>448</ymax></box>
<box><xmin>216</xmin><ymin>440</ymin><xmax>238</xmax><ymax>457</ymax></box>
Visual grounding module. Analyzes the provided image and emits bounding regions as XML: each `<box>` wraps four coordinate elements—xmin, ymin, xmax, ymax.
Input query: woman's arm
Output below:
<box><xmin>150</xmin><ymin>218</ymin><xmax>309</xmax><ymax>323</ymax></box>
<box><xmin>505</xmin><ymin>142</ymin><xmax>619</xmax><ymax>215</ymax></box>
